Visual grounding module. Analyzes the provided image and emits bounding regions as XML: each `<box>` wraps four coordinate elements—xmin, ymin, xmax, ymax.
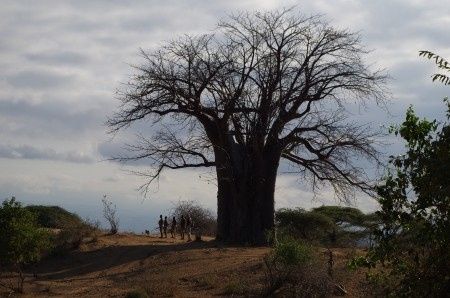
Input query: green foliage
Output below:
<box><xmin>25</xmin><ymin>205</ymin><xmax>82</xmax><ymax>229</ymax></box>
<box><xmin>276</xmin><ymin>206</ymin><xmax>377</xmax><ymax>246</ymax></box>
<box><xmin>347</xmin><ymin>255</ymin><xmax>373</xmax><ymax>271</ymax></box>
<box><xmin>272</xmin><ymin>236</ymin><xmax>312</xmax><ymax>267</ymax></box>
<box><xmin>312</xmin><ymin>206</ymin><xmax>365</xmax><ymax>225</ymax></box>
<box><xmin>275</xmin><ymin>208</ymin><xmax>334</xmax><ymax>242</ymax></box>
<box><xmin>264</xmin><ymin>237</ymin><xmax>332</xmax><ymax>296</ymax></box>
<box><xmin>367</xmin><ymin>99</ymin><xmax>450</xmax><ymax>296</ymax></box>
<box><xmin>0</xmin><ymin>197</ymin><xmax>50</xmax><ymax>292</ymax></box>
<box><xmin>419</xmin><ymin>50</ymin><xmax>450</xmax><ymax>85</ymax></box>
<box><xmin>21</xmin><ymin>205</ymin><xmax>100</xmax><ymax>255</ymax></box>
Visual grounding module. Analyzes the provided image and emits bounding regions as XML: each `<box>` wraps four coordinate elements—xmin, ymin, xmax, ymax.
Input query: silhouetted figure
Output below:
<box><xmin>163</xmin><ymin>216</ymin><xmax>168</xmax><ymax>238</ymax></box>
<box><xmin>158</xmin><ymin>214</ymin><xmax>163</xmax><ymax>238</ymax></box>
<box><xmin>170</xmin><ymin>216</ymin><xmax>177</xmax><ymax>238</ymax></box>
<box><xmin>186</xmin><ymin>214</ymin><xmax>192</xmax><ymax>241</ymax></box>
<box><xmin>180</xmin><ymin>215</ymin><xmax>186</xmax><ymax>239</ymax></box>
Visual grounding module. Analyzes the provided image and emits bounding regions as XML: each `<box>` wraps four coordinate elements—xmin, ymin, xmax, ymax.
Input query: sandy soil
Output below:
<box><xmin>0</xmin><ymin>234</ymin><xmax>369</xmax><ymax>297</ymax></box>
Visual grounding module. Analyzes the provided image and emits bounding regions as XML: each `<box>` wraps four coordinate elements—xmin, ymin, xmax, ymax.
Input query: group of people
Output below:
<box><xmin>158</xmin><ymin>214</ymin><xmax>193</xmax><ymax>241</ymax></box>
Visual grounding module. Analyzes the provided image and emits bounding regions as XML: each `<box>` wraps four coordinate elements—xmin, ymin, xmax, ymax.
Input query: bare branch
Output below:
<box><xmin>107</xmin><ymin>8</ymin><xmax>387</xmax><ymax>199</ymax></box>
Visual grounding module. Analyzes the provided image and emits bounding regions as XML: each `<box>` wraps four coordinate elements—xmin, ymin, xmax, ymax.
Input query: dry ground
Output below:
<box><xmin>0</xmin><ymin>234</ymin><xmax>370</xmax><ymax>297</ymax></box>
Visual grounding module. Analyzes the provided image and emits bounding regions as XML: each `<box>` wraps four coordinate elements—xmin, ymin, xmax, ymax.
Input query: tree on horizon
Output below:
<box><xmin>107</xmin><ymin>8</ymin><xmax>386</xmax><ymax>244</ymax></box>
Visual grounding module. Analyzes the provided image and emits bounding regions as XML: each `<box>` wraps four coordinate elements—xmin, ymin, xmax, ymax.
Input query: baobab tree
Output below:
<box><xmin>108</xmin><ymin>9</ymin><xmax>386</xmax><ymax>244</ymax></box>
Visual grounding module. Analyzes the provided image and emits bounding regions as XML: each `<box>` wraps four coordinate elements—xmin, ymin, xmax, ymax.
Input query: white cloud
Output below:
<box><xmin>0</xmin><ymin>0</ymin><xmax>448</xmax><ymax>230</ymax></box>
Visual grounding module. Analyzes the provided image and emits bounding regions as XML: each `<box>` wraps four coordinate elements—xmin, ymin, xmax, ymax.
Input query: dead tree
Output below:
<box><xmin>107</xmin><ymin>9</ymin><xmax>386</xmax><ymax>244</ymax></box>
<box><xmin>102</xmin><ymin>195</ymin><xmax>119</xmax><ymax>234</ymax></box>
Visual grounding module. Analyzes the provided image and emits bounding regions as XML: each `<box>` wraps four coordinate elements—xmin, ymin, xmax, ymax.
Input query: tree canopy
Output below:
<box><xmin>108</xmin><ymin>8</ymin><xmax>387</xmax><ymax>243</ymax></box>
<box><xmin>108</xmin><ymin>8</ymin><xmax>386</xmax><ymax>196</ymax></box>
<box><xmin>362</xmin><ymin>99</ymin><xmax>450</xmax><ymax>296</ymax></box>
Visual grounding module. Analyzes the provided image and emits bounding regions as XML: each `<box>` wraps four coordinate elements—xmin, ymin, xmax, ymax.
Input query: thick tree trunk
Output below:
<box><xmin>215</xmin><ymin>142</ymin><xmax>280</xmax><ymax>245</ymax></box>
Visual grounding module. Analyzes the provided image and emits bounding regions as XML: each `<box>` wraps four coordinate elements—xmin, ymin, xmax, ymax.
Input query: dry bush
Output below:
<box><xmin>50</xmin><ymin>219</ymin><xmax>100</xmax><ymax>255</ymax></box>
<box><xmin>102</xmin><ymin>195</ymin><xmax>119</xmax><ymax>234</ymax></box>
<box><xmin>170</xmin><ymin>200</ymin><xmax>216</xmax><ymax>237</ymax></box>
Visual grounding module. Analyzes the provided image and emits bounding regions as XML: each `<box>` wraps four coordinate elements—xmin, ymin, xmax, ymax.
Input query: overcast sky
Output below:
<box><xmin>1</xmin><ymin>0</ymin><xmax>449</xmax><ymax>231</ymax></box>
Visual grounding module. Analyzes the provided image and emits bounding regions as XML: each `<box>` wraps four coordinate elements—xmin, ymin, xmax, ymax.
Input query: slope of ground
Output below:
<box><xmin>0</xmin><ymin>234</ymin><xmax>369</xmax><ymax>297</ymax></box>
<box><xmin>25</xmin><ymin>205</ymin><xmax>82</xmax><ymax>229</ymax></box>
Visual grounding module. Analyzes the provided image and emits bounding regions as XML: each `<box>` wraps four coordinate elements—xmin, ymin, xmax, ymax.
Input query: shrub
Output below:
<box><xmin>273</xmin><ymin>237</ymin><xmax>312</xmax><ymax>266</ymax></box>
<box><xmin>170</xmin><ymin>200</ymin><xmax>216</xmax><ymax>237</ymax></box>
<box><xmin>360</xmin><ymin>99</ymin><xmax>450</xmax><ymax>296</ymax></box>
<box><xmin>25</xmin><ymin>205</ymin><xmax>82</xmax><ymax>229</ymax></box>
<box><xmin>102</xmin><ymin>195</ymin><xmax>119</xmax><ymax>234</ymax></box>
<box><xmin>0</xmin><ymin>197</ymin><xmax>50</xmax><ymax>293</ymax></box>
<box><xmin>275</xmin><ymin>208</ymin><xmax>334</xmax><ymax>243</ymax></box>
<box><xmin>50</xmin><ymin>218</ymin><xmax>101</xmax><ymax>255</ymax></box>
<box><xmin>264</xmin><ymin>237</ymin><xmax>333</xmax><ymax>297</ymax></box>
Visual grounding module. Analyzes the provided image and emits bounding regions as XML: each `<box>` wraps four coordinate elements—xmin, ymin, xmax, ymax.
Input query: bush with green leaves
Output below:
<box><xmin>264</xmin><ymin>236</ymin><xmax>332</xmax><ymax>296</ymax></box>
<box><xmin>0</xmin><ymin>197</ymin><xmax>50</xmax><ymax>293</ymax></box>
<box><xmin>312</xmin><ymin>206</ymin><xmax>380</xmax><ymax>246</ymax></box>
<box><xmin>25</xmin><ymin>205</ymin><xmax>82</xmax><ymax>229</ymax></box>
<box><xmin>361</xmin><ymin>99</ymin><xmax>450</xmax><ymax>296</ymax></box>
<box><xmin>275</xmin><ymin>208</ymin><xmax>334</xmax><ymax>243</ymax></box>
<box><xmin>276</xmin><ymin>206</ymin><xmax>377</xmax><ymax>247</ymax></box>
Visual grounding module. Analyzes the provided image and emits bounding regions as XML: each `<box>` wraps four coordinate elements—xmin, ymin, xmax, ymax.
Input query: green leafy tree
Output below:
<box><xmin>311</xmin><ymin>206</ymin><xmax>365</xmax><ymax>225</ymax></box>
<box><xmin>366</xmin><ymin>99</ymin><xmax>450</xmax><ymax>296</ymax></box>
<box><xmin>312</xmin><ymin>206</ymin><xmax>368</xmax><ymax>244</ymax></box>
<box><xmin>0</xmin><ymin>197</ymin><xmax>50</xmax><ymax>293</ymax></box>
<box><xmin>275</xmin><ymin>208</ymin><xmax>334</xmax><ymax>242</ymax></box>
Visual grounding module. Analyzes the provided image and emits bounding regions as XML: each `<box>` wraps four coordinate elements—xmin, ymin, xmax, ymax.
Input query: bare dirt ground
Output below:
<box><xmin>0</xmin><ymin>234</ymin><xmax>369</xmax><ymax>297</ymax></box>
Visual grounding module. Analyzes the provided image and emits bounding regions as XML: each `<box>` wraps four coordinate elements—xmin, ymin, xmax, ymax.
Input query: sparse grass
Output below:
<box><xmin>194</xmin><ymin>274</ymin><xmax>216</xmax><ymax>289</ymax></box>
<box><xmin>221</xmin><ymin>280</ymin><xmax>251</xmax><ymax>296</ymax></box>
<box><xmin>125</xmin><ymin>289</ymin><xmax>149</xmax><ymax>298</ymax></box>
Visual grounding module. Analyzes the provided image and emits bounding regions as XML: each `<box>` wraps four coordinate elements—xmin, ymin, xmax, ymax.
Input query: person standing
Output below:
<box><xmin>186</xmin><ymin>214</ymin><xmax>192</xmax><ymax>241</ymax></box>
<box><xmin>163</xmin><ymin>216</ymin><xmax>168</xmax><ymax>238</ymax></box>
<box><xmin>158</xmin><ymin>215</ymin><xmax>163</xmax><ymax>238</ymax></box>
<box><xmin>170</xmin><ymin>216</ymin><xmax>177</xmax><ymax>238</ymax></box>
<box><xmin>180</xmin><ymin>215</ymin><xmax>186</xmax><ymax>240</ymax></box>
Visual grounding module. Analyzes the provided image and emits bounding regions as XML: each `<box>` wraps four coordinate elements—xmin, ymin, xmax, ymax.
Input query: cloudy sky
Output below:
<box><xmin>1</xmin><ymin>0</ymin><xmax>449</xmax><ymax>231</ymax></box>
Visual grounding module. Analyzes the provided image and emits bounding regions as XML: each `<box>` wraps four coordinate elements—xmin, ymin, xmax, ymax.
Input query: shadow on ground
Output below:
<box><xmin>32</xmin><ymin>238</ymin><xmax>220</xmax><ymax>281</ymax></box>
